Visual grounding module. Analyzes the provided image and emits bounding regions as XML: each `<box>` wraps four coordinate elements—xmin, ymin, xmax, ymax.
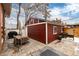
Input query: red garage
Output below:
<box><xmin>26</xmin><ymin>17</ymin><xmax>63</xmax><ymax>44</ymax></box>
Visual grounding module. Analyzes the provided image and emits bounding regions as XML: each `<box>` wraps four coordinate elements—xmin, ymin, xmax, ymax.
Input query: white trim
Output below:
<box><xmin>29</xmin><ymin>19</ymin><xmax>33</xmax><ymax>24</ymax></box>
<box><xmin>26</xmin><ymin>22</ymin><xmax>46</xmax><ymax>26</ymax></box>
<box><xmin>46</xmin><ymin>22</ymin><xmax>48</xmax><ymax>44</ymax></box>
<box><xmin>61</xmin><ymin>27</ymin><xmax>63</xmax><ymax>33</ymax></box>
<box><xmin>53</xmin><ymin>26</ymin><xmax>57</xmax><ymax>34</ymax></box>
<box><xmin>26</xmin><ymin>26</ymin><xmax>28</xmax><ymax>37</ymax></box>
<box><xmin>29</xmin><ymin>19</ymin><xmax>30</xmax><ymax>24</ymax></box>
<box><xmin>30</xmin><ymin>19</ymin><xmax>32</xmax><ymax>24</ymax></box>
<box><xmin>33</xmin><ymin>19</ymin><xmax>34</xmax><ymax>24</ymax></box>
<box><xmin>27</xmin><ymin>21</ymin><xmax>61</xmax><ymax>27</ymax></box>
<box><xmin>38</xmin><ymin>19</ymin><xmax>39</xmax><ymax>23</ymax></box>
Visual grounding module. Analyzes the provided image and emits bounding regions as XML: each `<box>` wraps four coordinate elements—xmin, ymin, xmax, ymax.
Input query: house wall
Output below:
<box><xmin>27</xmin><ymin>18</ymin><xmax>45</xmax><ymax>25</ymax></box>
<box><xmin>0</xmin><ymin>3</ymin><xmax>4</xmax><ymax>53</ymax></box>
<box><xmin>47</xmin><ymin>23</ymin><xmax>62</xmax><ymax>43</ymax></box>
<box><xmin>3</xmin><ymin>3</ymin><xmax>11</xmax><ymax>17</ymax></box>
<box><xmin>27</xmin><ymin>23</ymin><xmax>46</xmax><ymax>44</ymax></box>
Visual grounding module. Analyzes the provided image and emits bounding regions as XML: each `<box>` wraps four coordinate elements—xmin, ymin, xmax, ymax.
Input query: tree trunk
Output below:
<box><xmin>17</xmin><ymin>3</ymin><xmax>21</xmax><ymax>34</ymax></box>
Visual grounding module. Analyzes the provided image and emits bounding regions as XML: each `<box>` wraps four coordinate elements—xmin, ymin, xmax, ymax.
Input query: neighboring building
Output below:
<box><xmin>0</xmin><ymin>3</ymin><xmax>11</xmax><ymax>53</ymax></box>
<box><xmin>26</xmin><ymin>17</ymin><xmax>63</xmax><ymax>44</ymax></box>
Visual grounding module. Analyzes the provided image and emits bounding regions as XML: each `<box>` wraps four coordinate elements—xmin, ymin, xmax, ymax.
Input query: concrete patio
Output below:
<box><xmin>0</xmin><ymin>37</ymin><xmax>76</xmax><ymax>56</ymax></box>
<box><xmin>48</xmin><ymin>38</ymin><xmax>75</xmax><ymax>56</ymax></box>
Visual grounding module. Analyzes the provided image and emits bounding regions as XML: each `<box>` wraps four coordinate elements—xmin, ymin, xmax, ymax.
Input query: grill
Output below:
<box><xmin>8</xmin><ymin>31</ymin><xmax>18</xmax><ymax>39</ymax></box>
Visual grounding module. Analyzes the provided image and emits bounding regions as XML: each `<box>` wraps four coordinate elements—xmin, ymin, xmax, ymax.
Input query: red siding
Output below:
<box><xmin>48</xmin><ymin>24</ymin><xmax>62</xmax><ymax>43</ymax></box>
<box><xmin>28</xmin><ymin>24</ymin><xmax>46</xmax><ymax>44</ymax></box>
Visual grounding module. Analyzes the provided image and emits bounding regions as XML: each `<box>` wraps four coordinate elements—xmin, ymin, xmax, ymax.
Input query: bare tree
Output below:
<box><xmin>43</xmin><ymin>4</ymin><xmax>51</xmax><ymax>21</ymax></box>
<box><xmin>17</xmin><ymin>3</ymin><xmax>21</xmax><ymax>34</ymax></box>
<box><xmin>21</xmin><ymin>3</ymin><xmax>50</xmax><ymax>27</ymax></box>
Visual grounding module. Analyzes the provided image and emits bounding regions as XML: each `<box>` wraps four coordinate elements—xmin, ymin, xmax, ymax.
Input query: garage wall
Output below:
<box><xmin>27</xmin><ymin>23</ymin><xmax>46</xmax><ymax>44</ymax></box>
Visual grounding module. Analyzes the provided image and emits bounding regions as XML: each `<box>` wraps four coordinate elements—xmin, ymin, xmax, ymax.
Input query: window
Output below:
<box><xmin>53</xmin><ymin>26</ymin><xmax>57</xmax><ymax>34</ymax></box>
<box><xmin>61</xmin><ymin>27</ymin><xmax>63</xmax><ymax>33</ymax></box>
<box><xmin>29</xmin><ymin>19</ymin><xmax>34</xmax><ymax>24</ymax></box>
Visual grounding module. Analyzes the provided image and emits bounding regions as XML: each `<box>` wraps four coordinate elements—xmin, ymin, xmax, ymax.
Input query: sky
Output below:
<box><xmin>48</xmin><ymin>3</ymin><xmax>79</xmax><ymax>24</ymax></box>
<box><xmin>5</xmin><ymin>3</ymin><xmax>25</xmax><ymax>29</ymax></box>
<box><xmin>5</xmin><ymin>3</ymin><xmax>79</xmax><ymax>28</ymax></box>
